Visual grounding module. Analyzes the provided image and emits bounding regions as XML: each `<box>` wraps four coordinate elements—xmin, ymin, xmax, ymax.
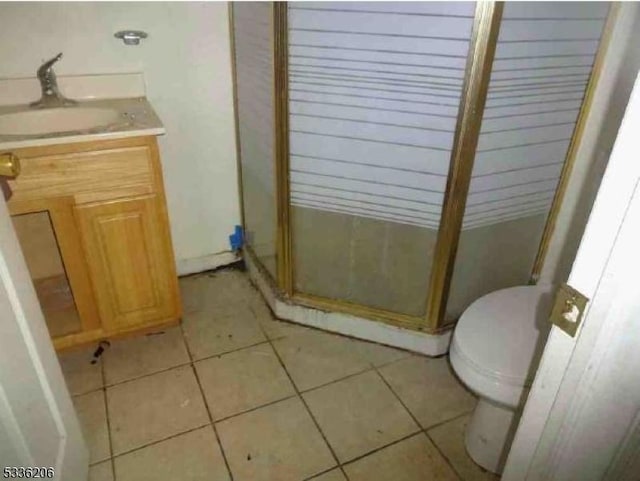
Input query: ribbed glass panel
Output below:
<box><xmin>289</xmin><ymin>1</ymin><xmax>475</xmax><ymax>228</ymax></box>
<box><xmin>445</xmin><ymin>2</ymin><xmax>609</xmax><ymax>321</ymax></box>
<box><xmin>288</xmin><ymin>2</ymin><xmax>475</xmax><ymax>317</ymax></box>
<box><xmin>233</xmin><ymin>3</ymin><xmax>277</xmax><ymax>278</ymax></box>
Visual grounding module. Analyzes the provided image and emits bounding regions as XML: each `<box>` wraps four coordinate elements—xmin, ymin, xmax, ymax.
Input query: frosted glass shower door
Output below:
<box><xmin>445</xmin><ymin>2</ymin><xmax>611</xmax><ymax>322</ymax></box>
<box><xmin>232</xmin><ymin>3</ymin><xmax>278</xmax><ymax>278</ymax></box>
<box><xmin>288</xmin><ymin>2</ymin><xmax>476</xmax><ymax>319</ymax></box>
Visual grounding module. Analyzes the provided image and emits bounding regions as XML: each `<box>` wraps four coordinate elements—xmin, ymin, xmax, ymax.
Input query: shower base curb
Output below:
<box><xmin>245</xmin><ymin>252</ymin><xmax>452</xmax><ymax>356</ymax></box>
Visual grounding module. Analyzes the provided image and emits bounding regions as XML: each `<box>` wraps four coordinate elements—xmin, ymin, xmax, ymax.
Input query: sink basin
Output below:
<box><xmin>0</xmin><ymin>107</ymin><xmax>121</xmax><ymax>136</ymax></box>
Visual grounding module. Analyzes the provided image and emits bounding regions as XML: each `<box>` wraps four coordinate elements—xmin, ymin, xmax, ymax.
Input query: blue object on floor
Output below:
<box><xmin>229</xmin><ymin>225</ymin><xmax>244</xmax><ymax>250</ymax></box>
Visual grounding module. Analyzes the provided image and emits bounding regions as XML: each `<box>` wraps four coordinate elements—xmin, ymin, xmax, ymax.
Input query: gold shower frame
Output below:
<box><xmin>229</xmin><ymin>1</ymin><xmax>618</xmax><ymax>333</ymax></box>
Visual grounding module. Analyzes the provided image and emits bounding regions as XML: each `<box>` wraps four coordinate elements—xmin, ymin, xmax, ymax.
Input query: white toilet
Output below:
<box><xmin>450</xmin><ymin>285</ymin><xmax>554</xmax><ymax>474</ymax></box>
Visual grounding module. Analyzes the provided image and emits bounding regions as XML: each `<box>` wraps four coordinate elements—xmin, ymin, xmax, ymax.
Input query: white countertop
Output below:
<box><xmin>0</xmin><ymin>97</ymin><xmax>165</xmax><ymax>151</ymax></box>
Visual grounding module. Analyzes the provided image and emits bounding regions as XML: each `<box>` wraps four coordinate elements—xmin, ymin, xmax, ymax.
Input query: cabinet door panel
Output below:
<box><xmin>75</xmin><ymin>195</ymin><xmax>179</xmax><ymax>331</ymax></box>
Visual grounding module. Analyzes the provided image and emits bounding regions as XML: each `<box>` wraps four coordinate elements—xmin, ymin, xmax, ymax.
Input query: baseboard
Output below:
<box><xmin>176</xmin><ymin>250</ymin><xmax>240</xmax><ymax>276</ymax></box>
<box><xmin>245</xmin><ymin>250</ymin><xmax>452</xmax><ymax>356</ymax></box>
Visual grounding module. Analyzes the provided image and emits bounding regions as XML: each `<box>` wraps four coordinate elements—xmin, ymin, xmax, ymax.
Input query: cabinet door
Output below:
<box><xmin>75</xmin><ymin>195</ymin><xmax>180</xmax><ymax>331</ymax></box>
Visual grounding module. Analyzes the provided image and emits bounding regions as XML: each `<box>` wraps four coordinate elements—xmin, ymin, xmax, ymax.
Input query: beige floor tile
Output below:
<box><xmin>264</xmin><ymin>320</ymin><xmax>312</xmax><ymax>340</ymax></box>
<box><xmin>103</xmin><ymin>327</ymin><xmax>189</xmax><ymax>385</ymax></box>
<box><xmin>107</xmin><ymin>365</ymin><xmax>209</xmax><ymax>455</ymax></box>
<box><xmin>310</xmin><ymin>469</ymin><xmax>347</xmax><ymax>481</ymax></box>
<box><xmin>195</xmin><ymin>343</ymin><xmax>295</xmax><ymax>420</ymax></box>
<box><xmin>89</xmin><ymin>461</ymin><xmax>113</xmax><ymax>481</ymax></box>
<box><xmin>429</xmin><ymin>415</ymin><xmax>500</xmax><ymax>481</ymax></box>
<box><xmin>247</xmin><ymin>294</ymin><xmax>273</xmax><ymax>320</ymax></box>
<box><xmin>303</xmin><ymin>370</ymin><xmax>419</xmax><ymax>462</ymax></box>
<box><xmin>380</xmin><ymin>357</ymin><xmax>476</xmax><ymax>428</ymax></box>
<box><xmin>179</xmin><ymin>270</ymin><xmax>255</xmax><ymax>315</ymax></box>
<box><xmin>58</xmin><ymin>347</ymin><xmax>103</xmax><ymax>396</ymax></box>
<box><xmin>178</xmin><ymin>274</ymin><xmax>205</xmax><ymax>314</ymax></box>
<box><xmin>182</xmin><ymin>307</ymin><xmax>266</xmax><ymax>360</ymax></box>
<box><xmin>272</xmin><ymin>329</ymin><xmax>370</xmax><ymax>391</ymax></box>
<box><xmin>114</xmin><ymin>426</ymin><xmax>230</xmax><ymax>481</ymax></box>
<box><xmin>74</xmin><ymin>390</ymin><xmax>110</xmax><ymax>464</ymax></box>
<box><xmin>260</xmin><ymin>317</ymin><xmax>312</xmax><ymax>340</ymax></box>
<box><xmin>216</xmin><ymin>397</ymin><xmax>336</xmax><ymax>481</ymax></box>
<box><xmin>350</xmin><ymin>339</ymin><xmax>413</xmax><ymax>367</ymax></box>
<box><xmin>344</xmin><ymin>433</ymin><xmax>459</xmax><ymax>481</ymax></box>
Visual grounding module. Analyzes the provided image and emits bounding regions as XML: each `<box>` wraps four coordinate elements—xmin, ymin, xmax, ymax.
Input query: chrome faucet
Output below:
<box><xmin>30</xmin><ymin>53</ymin><xmax>76</xmax><ymax>108</ymax></box>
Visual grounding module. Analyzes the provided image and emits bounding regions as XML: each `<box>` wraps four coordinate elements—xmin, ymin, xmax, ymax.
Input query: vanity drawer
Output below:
<box><xmin>8</xmin><ymin>143</ymin><xmax>154</xmax><ymax>204</ymax></box>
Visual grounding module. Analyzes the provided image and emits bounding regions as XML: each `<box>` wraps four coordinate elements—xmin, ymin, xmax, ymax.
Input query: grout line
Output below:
<box><xmin>372</xmin><ymin>368</ymin><xmax>424</xmax><ymax>431</ymax></box>
<box><xmin>251</xmin><ymin>294</ymin><xmax>463</xmax><ymax>481</ymax></box>
<box><xmin>298</xmin><ymin>366</ymin><xmax>375</xmax><ymax>395</ymax></box>
<box><xmin>98</xmin><ymin>358</ymin><xmax>117</xmax><ymax>481</ymax></box>
<box><xmin>423</xmin><ymin>409</ymin><xmax>475</xmax><ymax>433</ymax></box>
<box><xmin>195</xmin><ymin>300</ymin><xmax>406</xmax><ymax>410</ymax></box>
<box><xmin>102</xmin><ymin>360</ymin><xmax>194</xmax><ymax>389</ymax></box>
<box><xmin>179</xmin><ymin>322</ymin><xmax>235</xmax><ymax>481</ymax></box>
<box><xmin>71</xmin><ymin>271</ymin><xmax>441</xmax><ymax>481</ymax></box>
<box><xmin>340</xmin><ymin>430</ymin><xmax>424</xmax><ymax>467</ymax></box>
<box><xmin>213</xmin><ymin>393</ymin><xmax>299</xmax><ymax>424</ymax></box>
<box><xmin>372</xmin><ymin>367</ymin><xmax>463</xmax><ymax>481</ymax></box>
<box><xmin>175</xmin><ymin>270</ymin><xmax>472</xmax><ymax>479</ymax></box>
<box><xmin>259</xmin><ymin>326</ymin><xmax>459</xmax><ymax>480</ymax></box>
<box><xmin>380</xmin><ymin>360</ymin><xmax>474</xmax><ymax>434</ymax></box>
<box><xmin>370</xmin><ymin>352</ymin><xmax>417</xmax><ymax>371</ymax></box>
<box><xmin>260</xmin><ymin>324</ymin><xmax>349</xmax><ymax>480</ymax></box>
<box><xmin>93</xmin><ymin>293</ymin><xmax>412</xmax><ymax>470</ymax></box>
<box><xmin>189</xmin><ymin>339</ymin><xmax>272</xmax><ymax>365</ymax></box>
<box><xmin>99</xmin><ymin>339</ymin><xmax>272</xmax><ymax>391</ymax></box>
<box><xmin>420</xmin><ymin>407</ymin><xmax>483</xmax><ymax>481</ymax></box>
<box><xmin>110</xmin><ymin>423</ymin><xmax>212</xmax><ymax>460</ymax></box>
<box><xmin>301</xmin><ymin>466</ymin><xmax>346</xmax><ymax>481</ymax></box>
<box><xmin>99</xmin><ymin>328</ymin><xmax>469</xmax><ymax>478</ymax></box>
<box><xmin>423</xmin><ymin>428</ymin><xmax>467</xmax><ymax>481</ymax></box>
<box><xmin>71</xmin><ymin>386</ymin><xmax>106</xmax><ymax>398</ymax></box>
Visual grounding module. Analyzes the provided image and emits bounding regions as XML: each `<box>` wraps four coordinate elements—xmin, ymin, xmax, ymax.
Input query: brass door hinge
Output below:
<box><xmin>549</xmin><ymin>283</ymin><xmax>589</xmax><ymax>337</ymax></box>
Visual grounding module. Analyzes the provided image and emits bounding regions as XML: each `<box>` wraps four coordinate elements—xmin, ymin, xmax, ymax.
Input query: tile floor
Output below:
<box><xmin>58</xmin><ymin>268</ymin><xmax>499</xmax><ymax>481</ymax></box>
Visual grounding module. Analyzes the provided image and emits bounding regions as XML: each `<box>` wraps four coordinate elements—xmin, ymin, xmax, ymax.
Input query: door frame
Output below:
<box><xmin>503</xmin><ymin>72</ymin><xmax>640</xmax><ymax>480</ymax></box>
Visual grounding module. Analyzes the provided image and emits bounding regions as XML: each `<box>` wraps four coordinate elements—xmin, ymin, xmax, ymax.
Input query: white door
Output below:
<box><xmin>0</xmin><ymin>184</ymin><xmax>88</xmax><ymax>478</ymax></box>
<box><xmin>503</xmin><ymin>73</ymin><xmax>640</xmax><ymax>480</ymax></box>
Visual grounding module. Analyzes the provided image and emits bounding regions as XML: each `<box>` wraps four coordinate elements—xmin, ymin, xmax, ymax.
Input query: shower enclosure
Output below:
<box><xmin>231</xmin><ymin>1</ymin><xmax>614</xmax><ymax>333</ymax></box>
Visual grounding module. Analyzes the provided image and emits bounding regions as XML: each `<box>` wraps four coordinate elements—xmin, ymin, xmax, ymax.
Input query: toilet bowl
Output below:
<box><xmin>449</xmin><ymin>285</ymin><xmax>554</xmax><ymax>474</ymax></box>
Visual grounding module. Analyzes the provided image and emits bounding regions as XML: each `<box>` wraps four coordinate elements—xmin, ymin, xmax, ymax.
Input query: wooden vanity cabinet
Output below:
<box><xmin>6</xmin><ymin>136</ymin><xmax>181</xmax><ymax>350</ymax></box>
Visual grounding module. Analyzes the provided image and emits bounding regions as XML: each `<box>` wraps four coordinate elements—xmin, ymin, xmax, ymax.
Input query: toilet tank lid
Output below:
<box><xmin>452</xmin><ymin>285</ymin><xmax>555</xmax><ymax>386</ymax></box>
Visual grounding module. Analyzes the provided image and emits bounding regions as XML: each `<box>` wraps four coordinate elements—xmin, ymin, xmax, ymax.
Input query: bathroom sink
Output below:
<box><xmin>0</xmin><ymin>107</ymin><xmax>121</xmax><ymax>136</ymax></box>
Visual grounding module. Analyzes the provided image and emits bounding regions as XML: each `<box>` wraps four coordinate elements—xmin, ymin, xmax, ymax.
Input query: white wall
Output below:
<box><xmin>0</xmin><ymin>2</ymin><xmax>240</xmax><ymax>274</ymax></box>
